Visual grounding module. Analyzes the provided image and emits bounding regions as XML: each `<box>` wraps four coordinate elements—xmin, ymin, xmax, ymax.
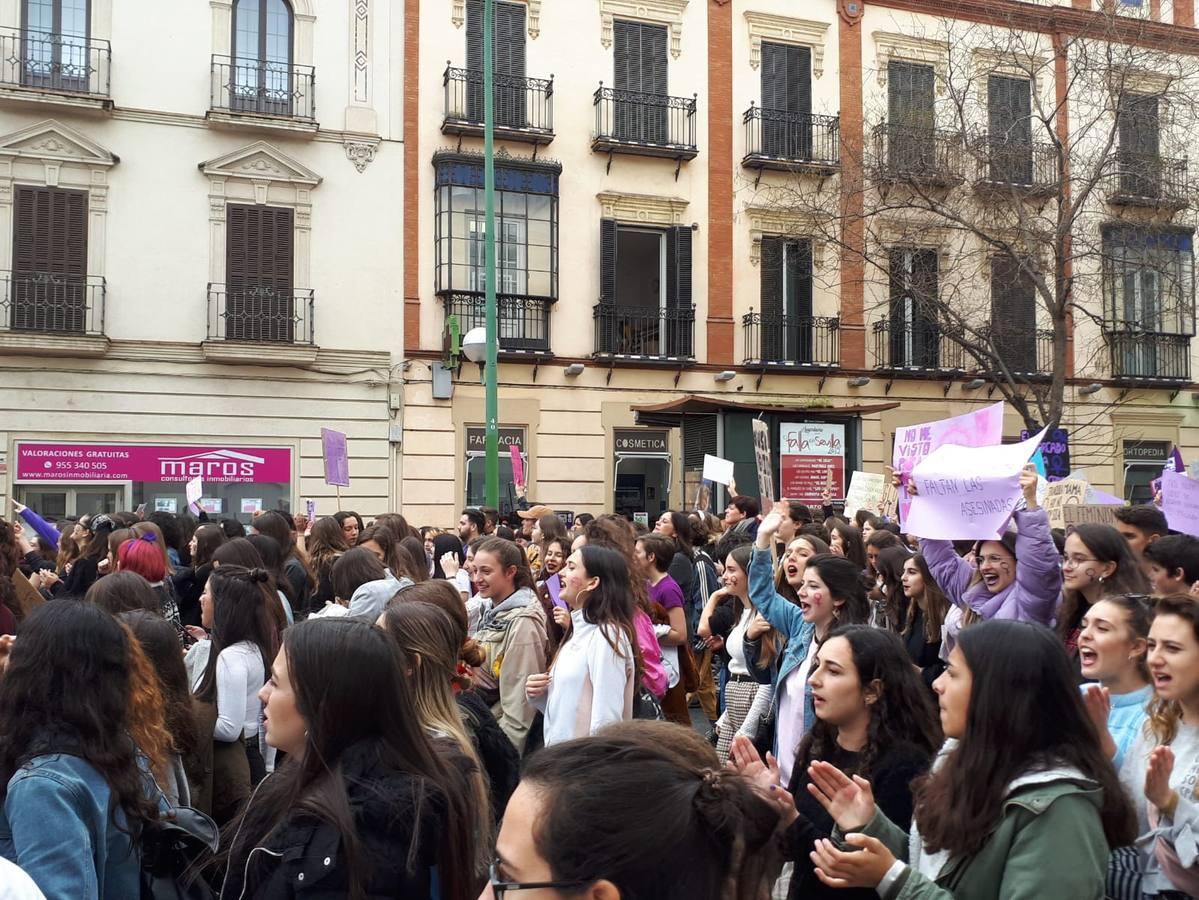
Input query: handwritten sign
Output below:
<box><xmin>1042</xmin><ymin>479</ymin><xmax>1088</xmax><ymax>529</ymax></box>
<box><xmin>844</xmin><ymin>471</ymin><xmax>885</xmax><ymax>519</ymax></box>
<box><xmin>1063</xmin><ymin>505</ymin><xmax>1121</xmax><ymax>527</ymax></box>
<box><xmin>904</xmin><ymin>428</ymin><xmax>1046</xmax><ymax>540</ymax></box>
<box><xmin>893</xmin><ymin>402</ymin><xmax>1005</xmax><ymax>525</ymax></box>
<box><xmin>185</xmin><ymin>476</ymin><xmax>203</xmax><ymax>514</ymax></box>
<box><xmin>879</xmin><ymin>482</ymin><xmax>899</xmax><ymax>519</ymax></box>
<box><xmin>321</xmin><ymin>428</ymin><xmax>350</xmax><ymax>487</ymax></box>
<box><xmin>702</xmin><ymin>454</ymin><xmax>735</xmax><ymax>486</ymax></box>
<box><xmin>1163</xmin><ymin>470</ymin><xmax>1199</xmax><ymax>536</ymax></box>
<box><xmin>780</xmin><ymin>422</ymin><xmax>845</xmax><ymax>504</ymax></box>
<box><xmin>751</xmin><ymin>419</ymin><xmax>774</xmax><ymax>504</ymax></box>
<box><xmin>509</xmin><ymin>444</ymin><xmax>525</xmax><ymax>488</ymax></box>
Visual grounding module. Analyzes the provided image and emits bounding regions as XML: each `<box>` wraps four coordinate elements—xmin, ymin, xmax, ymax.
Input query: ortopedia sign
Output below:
<box><xmin>14</xmin><ymin>443</ymin><xmax>292</xmax><ymax>483</ymax></box>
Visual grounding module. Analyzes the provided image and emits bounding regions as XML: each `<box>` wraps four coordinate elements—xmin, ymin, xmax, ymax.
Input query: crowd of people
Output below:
<box><xmin>1</xmin><ymin>461</ymin><xmax>1198</xmax><ymax>899</ymax></box>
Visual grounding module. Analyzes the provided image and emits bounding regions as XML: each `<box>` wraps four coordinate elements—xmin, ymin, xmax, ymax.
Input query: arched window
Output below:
<box><xmin>231</xmin><ymin>0</ymin><xmax>294</xmax><ymax>115</ymax></box>
<box><xmin>22</xmin><ymin>0</ymin><xmax>90</xmax><ymax>91</ymax></box>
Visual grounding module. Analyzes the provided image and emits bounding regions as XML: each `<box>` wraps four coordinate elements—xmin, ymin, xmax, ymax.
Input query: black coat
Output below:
<box><xmin>221</xmin><ymin>743</ymin><xmax>446</xmax><ymax>900</ymax></box>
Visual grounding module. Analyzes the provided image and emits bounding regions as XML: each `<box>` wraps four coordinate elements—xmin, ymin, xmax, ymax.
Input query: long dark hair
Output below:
<box><xmin>191</xmin><ymin>523</ymin><xmax>226</xmax><ymax>568</ymax></box>
<box><xmin>247</xmin><ymin>533</ymin><xmax>293</xmax><ymax>605</ymax></box>
<box><xmin>520</xmin><ymin>721</ymin><xmax>785</xmax><ymax>900</ymax></box>
<box><xmin>331</xmin><ymin>547</ymin><xmax>388</xmax><ymax>602</ymax></box>
<box><xmin>430</xmin><ymin>533</ymin><xmax>465</xmax><ymax>580</ymax></box>
<box><xmin>914</xmin><ymin>620</ymin><xmax>1135</xmax><ymax>858</ymax></box>
<box><xmin>798</xmin><ymin>625</ymin><xmax>941</xmax><ymax>778</ymax></box>
<box><xmin>0</xmin><ymin>601</ymin><xmax>160</xmax><ymax>836</ymax></box>
<box><xmin>222</xmin><ymin>618</ymin><xmax>479</xmax><ymax>900</ymax></box>
<box><xmin>399</xmin><ymin>536</ymin><xmax>430</xmax><ymax>582</ymax></box>
<box><xmin>0</xmin><ymin>518</ymin><xmax>21</xmax><ymax>578</ymax></box>
<box><xmin>253</xmin><ymin>511</ymin><xmax>312</xmax><ymax>589</ymax></box>
<box><xmin>195</xmin><ymin>566</ymin><xmax>279</xmax><ymax>704</ymax></box>
<box><xmin>873</xmin><ymin>544</ymin><xmax>912</xmax><ymax>632</ymax></box>
<box><xmin>902</xmin><ymin>553</ymin><xmax>950</xmax><ymax>645</ymax></box>
<box><xmin>805</xmin><ymin>553</ymin><xmax>870</xmax><ymax>627</ymax></box>
<box><xmin>567</xmin><ymin>545</ymin><xmax>641</xmax><ymax>677</ymax></box>
<box><xmin>85</xmin><ymin>570</ymin><xmax>160</xmax><ymax>615</ymax></box>
<box><xmin>307</xmin><ymin>516</ymin><xmax>349</xmax><ymax>583</ymax></box>
<box><xmin>1058</xmin><ymin>524</ymin><xmax>1149</xmax><ymax>639</ymax></box>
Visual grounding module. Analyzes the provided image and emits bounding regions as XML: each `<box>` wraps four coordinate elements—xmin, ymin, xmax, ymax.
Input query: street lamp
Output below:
<box><xmin>462</xmin><ymin>327</ymin><xmax>488</xmax><ymax>372</ymax></box>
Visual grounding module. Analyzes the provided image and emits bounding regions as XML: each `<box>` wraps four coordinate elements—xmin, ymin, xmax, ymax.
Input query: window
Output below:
<box><xmin>597</xmin><ymin>219</ymin><xmax>692</xmax><ymax>358</ymax></box>
<box><xmin>232</xmin><ymin>0</ymin><xmax>294</xmax><ymax>116</ymax></box>
<box><xmin>759</xmin><ymin>236</ymin><xmax>814</xmax><ymax>362</ymax></box>
<box><xmin>225</xmin><ymin>203</ymin><xmax>295</xmax><ymax>342</ymax></box>
<box><xmin>1118</xmin><ymin>93</ymin><xmax>1161</xmax><ymax>198</ymax></box>
<box><xmin>22</xmin><ymin>0</ymin><xmax>89</xmax><ymax>91</ymax></box>
<box><xmin>989</xmin><ymin>256</ymin><xmax>1037</xmax><ymax>373</ymax></box>
<box><xmin>887</xmin><ymin>61</ymin><xmax>935</xmax><ymax>172</ymax></box>
<box><xmin>987</xmin><ymin>75</ymin><xmax>1033</xmax><ymax>184</ymax></box>
<box><xmin>887</xmin><ymin>248</ymin><xmax>939</xmax><ymax>368</ymax></box>
<box><xmin>465</xmin><ymin>0</ymin><xmax>526</xmax><ymax>128</ymax></box>
<box><xmin>613</xmin><ymin>20</ymin><xmax>668</xmax><ymax>144</ymax></box>
<box><xmin>760</xmin><ymin>42</ymin><xmax>812</xmax><ymax>160</ymax></box>
<box><xmin>12</xmin><ymin>185</ymin><xmax>87</xmax><ymax>333</ymax></box>
<box><xmin>1103</xmin><ymin>226</ymin><xmax>1194</xmax><ymax>333</ymax></box>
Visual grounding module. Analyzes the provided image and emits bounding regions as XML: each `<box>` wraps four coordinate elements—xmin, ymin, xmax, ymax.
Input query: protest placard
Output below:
<box><xmin>751</xmin><ymin>419</ymin><xmax>774</xmax><ymax>504</ymax></box>
<box><xmin>509</xmin><ymin>444</ymin><xmax>525</xmax><ymax>487</ymax></box>
<box><xmin>185</xmin><ymin>476</ymin><xmax>203</xmax><ymax>514</ymax></box>
<box><xmin>321</xmin><ymin>428</ymin><xmax>350</xmax><ymax>487</ymax></box>
<box><xmin>903</xmin><ymin>428</ymin><xmax>1046</xmax><ymax>540</ymax></box>
<box><xmin>701</xmin><ymin>454</ymin><xmax>735</xmax><ymax>486</ymax></box>
<box><xmin>893</xmin><ymin>402</ymin><xmax>1005</xmax><ymax>525</ymax></box>
<box><xmin>844</xmin><ymin>471</ymin><xmax>885</xmax><ymax>519</ymax></box>
<box><xmin>1042</xmin><ymin>479</ymin><xmax>1088</xmax><ymax>529</ymax></box>
<box><xmin>1162</xmin><ymin>470</ymin><xmax>1199</xmax><ymax>536</ymax></box>
<box><xmin>1063</xmin><ymin>505</ymin><xmax>1121</xmax><ymax>527</ymax></box>
<box><xmin>780</xmin><ymin>422</ymin><xmax>845</xmax><ymax>504</ymax></box>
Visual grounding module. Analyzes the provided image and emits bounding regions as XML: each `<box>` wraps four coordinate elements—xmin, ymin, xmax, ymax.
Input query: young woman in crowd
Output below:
<box><xmin>753</xmin><ymin>501</ymin><xmax>871</xmax><ymax>787</ymax></box>
<box><xmin>221</xmin><ymin>617</ymin><xmax>481</xmax><ymax>900</ymax></box>
<box><xmin>246</xmin><ymin>533</ymin><xmax>297</xmax><ymax>626</ymax></box>
<box><xmin>897</xmin><ymin>551</ymin><xmax>950</xmax><ymax>685</ymax></box>
<box><xmin>472</xmin><ymin>537</ymin><xmax>547</xmax><ymax>754</ymax></box>
<box><xmin>117</xmin><ymin>532</ymin><xmax>184</xmax><ymax>639</ymax></box>
<box><xmin>380</xmin><ymin>580</ymin><xmax>520</xmax><ymax>821</ymax></box>
<box><xmin>805</xmin><ymin>620</ymin><xmax>1134</xmax><ymax>898</ymax></box>
<box><xmin>61</xmin><ymin>513</ymin><xmax>115</xmax><ymax>598</ymax></box>
<box><xmin>329</xmin><ymin>546</ymin><xmax>407</xmax><ymax>621</ymax></box>
<box><xmin>305</xmin><ymin>515</ymin><xmax>349</xmax><ymax>608</ymax></box>
<box><xmin>357</xmin><ymin>523</ymin><xmax>404</xmax><ymax>575</ymax></box>
<box><xmin>827</xmin><ymin>520</ymin><xmax>867</xmax><ymax>573</ymax></box>
<box><xmin>918</xmin><ymin>465</ymin><xmax>1061</xmax><ymax>637</ymax></box>
<box><xmin>1077</xmin><ymin>594</ymin><xmax>1152</xmax><ymax>770</ymax></box>
<box><xmin>430</xmin><ymin>531</ymin><xmax>467</xmax><ymax>584</ymax></box>
<box><xmin>865</xmin><ymin>529</ymin><xmax>903</xmax><ymax>585</ymax></box>
<box><xmin>252</xmin><ymin>510</ymin><xmax>312</xmax><ymax>615</ymax></box>
<box><xmin>1119</xmin><ymin>593</ymin><xmax>1199</xmax><ymax>896</ymax></box>
<box><xmin>869</xmin><ymin>542</ymin><xmax>909</xmax><ymax>632</ymax></box>
<box><xmin>0</xmin><ymin>601</ymin><xmax>163</xmax><ymax>898</ymax></box>
<box><xmin>485</xmin><ymin>721</ymin><xmax>785</xmax><ymax>900</ymax></box>
<box><xmin>85</xmin><ymin>570</ymin><xmax>160</xmax><ymax>616</ymax></box>
<box><xmin>193</xmin><ymin>565</ymin><xmax>279</xmax><ymax>823</ymax></box>
<box><xmin>174</xmin><ymin>522</ymin><xmax>225</xmax><ymax>627</ymax></box>
<box><xmin>1059</xmin><ymin>523</ymin><xmax>1148</xmax><ymax>660</ymax></box>
<box><xmin>534</xmin><ymin>512</ymin><xmax>571</xmax><ymax>572</ymax></box>
<box><xmin>635</xmin><ymin>533</ymin><xmax>692</xmax><ymax>725</ymax></box>
<box><xmin>731</xmin><ymin>625</ymin><xmax>942</xmax><ymax>900</ymax></box>
<box><xmin>376</xmin><ymin>512</ymin><xmax>419</xmax><ymax>541</ymax></box>
<box><xmin>653</xmin><ymin>510</ymin><xmax>699</xmax><ymax>615</ymax></box>
<box><xmin>526</xmin><ymin>545</ymin><xmax>638</xmax><ymax>745</ymax></box>
<box><xmin>212</xmin><ymin>538</ymin><xmax>289</xmax><ymax>638</ymax></box>
<box><xmin>534</xmin><ymin>535</ymin><xmax>570</xmax><ymax>658</ymax></box>
<box><xmin>699</xmin><ymin>543</ymin><xmax>776</xmax><ymax>763</ymax></box>
<box><xmin>400</xmin><ymin>534</ymin><xmax>431</xmax><ymax>582</ymax></box>
<box><xmin>333</xmin><ymin>510</ymin><xmax>363</xmax><ymax>545</ymax></box>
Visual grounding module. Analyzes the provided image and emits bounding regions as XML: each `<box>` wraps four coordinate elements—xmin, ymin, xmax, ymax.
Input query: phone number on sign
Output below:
<box><xmin>47</xmin><ymin>461</ymin><xmax>111</xmax><ymax>471</ymax></box>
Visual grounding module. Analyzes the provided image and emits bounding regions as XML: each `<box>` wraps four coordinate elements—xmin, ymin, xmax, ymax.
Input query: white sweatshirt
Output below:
<box><xmin>534</xmin><ymin>608</ymin><xmax>634</xmax><ymax>746</ymax></box>
<box><xmin>204</xmin><ymin>641</ymin><xmax>266</xmax><ymax>743</ymax></box>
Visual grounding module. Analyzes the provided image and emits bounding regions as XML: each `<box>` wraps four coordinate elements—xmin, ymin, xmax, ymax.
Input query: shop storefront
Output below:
<box><xmin>1123</xmin><ymin>440</ymin><xmax>1171</xmax><ymax>505</ymax></box>
<box><xmin>464</xmin><ymin>426</ymin><xmax>528</xmax><ymax>513</ymax></box>
<box><xmin>12</xmin><ymin>442</ymin><xmax>294</xmax><ymax>522</ymax></box>
<box><xmin>613</xmin><ymin>428</ymin><xmax>672</xmax><ymax>524</ymax></box>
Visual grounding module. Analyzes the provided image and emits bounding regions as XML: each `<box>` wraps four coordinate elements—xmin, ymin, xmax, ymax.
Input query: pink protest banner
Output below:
<box><xmin>893</xmin><ymin>402</ymin><xmax>1005</xmax><ymax>525</ymax></box>
<box><xmin>510</xmin><ymin>444</ymin><xmax>525</xmax><ymax>487</ymax></box>
<box><xmin>1162</xmin><ymin>470</ymin><xmax>1199</xmax><ymax>536</ymax></box>
<box><xmin>15</xmin><ymin>442</ymin><xmax>292</xmax><ymax>483</ymax></box>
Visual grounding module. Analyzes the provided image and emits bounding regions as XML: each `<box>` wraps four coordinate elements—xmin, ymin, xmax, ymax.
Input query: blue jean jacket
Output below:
<box><xmin>0</xmin><ymin>754</ymin><xmax>143</xmax><ymax>900</ymax></box>
<box><xmin>747</xmin><ymin>549</ymin><xmax>818</xmax><ymax>735</ymax></box>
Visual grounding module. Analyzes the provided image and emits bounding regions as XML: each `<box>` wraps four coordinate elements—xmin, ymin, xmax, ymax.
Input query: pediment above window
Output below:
<box><xmin>200</xmin><ymin>142</ymin><xmax>322</xmax><ymax>186</ymax></box>
<box><xmin>0</xmin><ymin>120</ymin><xmax>118</xmax><ymax>167</ymax></box>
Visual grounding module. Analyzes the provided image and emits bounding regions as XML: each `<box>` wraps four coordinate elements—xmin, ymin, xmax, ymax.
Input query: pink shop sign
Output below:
<box><xmin>14</xmin><ymin>443</ymin><xmax>292</xmax><ymax>484</ymax></box>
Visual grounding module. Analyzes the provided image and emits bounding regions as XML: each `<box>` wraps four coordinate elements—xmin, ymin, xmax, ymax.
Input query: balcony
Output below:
<box><xmin>0</xmin><ymin>271</ymin><xmax>107</xmax><ymax>356</ymax></box>
<box><xmin>592</xmin><ymin>86</ymin><xmax>698</xmax><ymax>163</ymax></box>
<box><xmin>1107</xmin><ymin>329</ymin><xmax>1191</xmax><ymax>384</ymax></box>
<box><xmin>203</xmin><ymin>283</ymin><xmax>317</xmax><ymax>365</ymax></box>
<box><xmin>990</xmin><ymin>328</ymin><xmax>1056</xmax><ymax>379</ymax></box>
<box><xmin>1106</xmin><ymin>151</ymin><xmax>1189</xmax><ymax>210</ymax></box>
<box><xmin>442</xmin><ymin>66</ymin><xmax>553</xmax><ymax>145</ymax></box>
<box><xmin>742</xmin><ymin>312</ymin><xmax>839</xmax><ymax>369</ymax></box>
<box><xmin>971</xmin><ymin>136</ymin><xmax>1059</xmax><ymax>196</ymax></box>
<box><xmin>0</xmin><ymin>28</ymin><xmax>110</xmax><ymax>110</ymax></box>
<box><xmin>871</xmin><ymin>124</ymin><xmax>964</xmax><ymax>187</ymax></box>
<box><xmin>872</xmin><ymin>320</ymin><xmax>968</xmax><ymax>372</ymax></box>
<box><xmin>442</xmin><ymin>291</ymin><xmax>552</xmax><ymax>356</ymax></box>
<box><xmin>593</xmin><ymin>303</ymin><xmax>695</xmax><ymax>362</ymax></box>
<box><xmin>741</xmin><ymin>106</ymin><xmax>839</xmax><ymax>175</ymax></box>
<box><xmin>209</xmin><ymin>55</ymin><xmax>316</xmax><ymax>134</ymax></box>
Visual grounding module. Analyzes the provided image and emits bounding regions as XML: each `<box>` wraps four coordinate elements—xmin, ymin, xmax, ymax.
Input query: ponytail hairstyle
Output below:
<box><xmin>384</xmin><ymin>579</ymin><xmax>486</xmax><ymax>678</ymax></box>
<box><xmin>519</xmin><ymin>721</ymin><xmax>785</xmax><ymax>900</ymax></box>
<box><xmin>473</xmin><ymin>537</ymin><xmax>536</xmax><ymax>594</ymax></box>
<box><xmin>118</xmin><ymin>533</ymin><xmax>167</xmax><ymax>583</ymax></box>
<box><xmin>1147</xmin><ymin>593</ymin><xmax>1199</xmax><ymax>745</ymax></box>
<box><xmin>805</xmin><ymin>553</ymin><xmax>870</xmax><ymax>627</ymax></box>
<box><xmin>195</xmin><ymin>565</ymin><xmax>279</xmax><ymax>704</ymax></box>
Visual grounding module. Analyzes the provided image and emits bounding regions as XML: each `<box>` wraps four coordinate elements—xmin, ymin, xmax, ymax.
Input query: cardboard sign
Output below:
<box><xmin>751</xmin><ymin>419</ymin><xmax>774</xmax><ymax>504</ymax></box>
<box><xmin>1063</xmin><ymin>504</ymin><xmax>1121</xmax><ymax>527</ymax></box>
<box><xmin>702</xmin><ymin>454</ymin><xmax>735</xmax><ymax>486</ymax></box>
<box><xmin>879</xmin><ymin>482</ymin><xmax>899</xmax><ymax>519</ymax></box>
<box><xmin>1163</xmin><ymin>470</ymin><xmax>1199</xmax><ymax>536</ymax></box>
<box><xmin>844</xmin><ymin>471</ymin><xmax>886</xmax><ymax>519</ymax></box>
<box><xmin>321</xmin><ymin>428</ymin><xmax>350</xmax><ymax>487</ymax></box>
<box><xmin>509</xmin><ymin>444</ymin><xmax>525</xmax><ymax>487</ymax></box>
<box><xmin>904</xmin><ymin>428</ymin><xmax>1046</xmax><ymax>540</ymax></box>
<box><xmin>1043</xmin><ymin>479</ymin><xmax>1088</xmax><ymax>529</ymax></box>
<box><xmin>893</xmin><ymin>402</ymin><xmax>1005</xmax><ymax>525</ymax></box>
<box><xmin>780</xmin><ymin>422</ymin><xmax>845</xmax><ymax>504</ymax></box>
<box><xmin>692</xmin><ymin>479</ymin><xmax>712</xmax><ymax>512</ymax></box>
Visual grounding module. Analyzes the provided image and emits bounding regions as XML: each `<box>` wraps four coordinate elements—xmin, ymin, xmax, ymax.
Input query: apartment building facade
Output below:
<box><xmin>0</xmin><ymin>0</ymin><xmax>404</xmax><ymax>520</ymax></box>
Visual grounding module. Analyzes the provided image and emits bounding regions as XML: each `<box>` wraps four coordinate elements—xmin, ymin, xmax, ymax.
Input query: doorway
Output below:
<box><xmin>614</xmin><ymin>454</ymin><xmax>671</xmax><ymax>521</ymax></box>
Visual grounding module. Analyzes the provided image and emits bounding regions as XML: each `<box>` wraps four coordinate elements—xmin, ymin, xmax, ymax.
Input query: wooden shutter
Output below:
<box><xmin>759</xmin><ymin>236</ymin><xmax>783</xmax><ymax>360</ymax></box>
<box><xmin>1118</xmin><ymin>93</ymin><xmax>1161</xmax><ymax>197</ymax></box>
<box><xmin>786</xmin><ymin>240</ymin><xmax>814</xmax><ymax>363</ymax></box>
<box><xmin>667</xmin><ymin>225</ymin><xmax>693</xmax><ymax>357</ymax></box>
<box><xmin>987</xmin><ymin>75</ymin><xmax>1032</xmax><ymax>183</ymax></box>
<box><xmin>990</xmin><ymin>256</ymin><xmax>1036</xmax><ymax>372</ymax></box>
<box><xmin>598</xmin><ymin>219</ymin><xmax>618</xmax><ymax>352</ymax></box>
<box><xmin>613</xmin><ymin>20</ymin><xmax>668</xmax><ymax>143</ymax></box>
<box><xmin>11</xmin><ymin>185</ymin><xmax>87</xmax><ymax>332</ymax></box>
<box><xmin>226</xmin><ymin>203</ymin><xmax>294</xmax><ymax>342</ymax></box>
<box><xmin>494</xmin><ymin>2</ymin><xmax>526</xmax><ymax>127</ymax></box>
<box><xmin>888</xmin><ymin>62</ymin><xmax>935</xmax><ymax>172</ymax></box>
<box><xmin>760</xmin><ymin>43</ymin><xmax>811</xmax><ymax>158</ymax></box>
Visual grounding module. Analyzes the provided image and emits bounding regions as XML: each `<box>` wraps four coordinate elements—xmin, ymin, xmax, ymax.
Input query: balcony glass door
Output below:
<box><xmin>613</xmin><ymin>227</ymin><xmax>665</xmax><ymax>355</ymax></box>
<box><xmin>888</xmin><ymin>248</ymin><xmax>939</xmax><ymax>368</ymax></box>
<box><xmin>232</xmin><ymin>0</ymin><xmax>293</xmax><ymax>116</ymax></box>
<box><xmin>1121</xmin><ymin>267</ymin><xmax>1162</xmax><ymax>377</ymax></box>
<box><xmin>22</xmin><ymin>0</ymin><xmax>89</xmax><ymax>91</ymax></box>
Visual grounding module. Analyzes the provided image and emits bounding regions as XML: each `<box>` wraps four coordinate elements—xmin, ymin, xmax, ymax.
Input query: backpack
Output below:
<box><xmin>140</xmin><ymin>805</ymin><xmax>220</xmax><ymax>900</ymax></box>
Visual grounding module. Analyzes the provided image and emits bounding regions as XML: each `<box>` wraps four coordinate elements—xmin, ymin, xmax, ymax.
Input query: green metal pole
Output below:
<box><xmin>482</xmin><ymin>0</ymin><xmax>500</xmax><ymax>509</ymax></box>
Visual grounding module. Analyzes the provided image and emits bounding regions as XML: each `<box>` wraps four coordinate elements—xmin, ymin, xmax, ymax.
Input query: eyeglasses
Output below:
<box><xmin>1062</xmin><ymin>555</ymin><xmax>1099</xmax><ymax>570</ymax></box>
<box><xmin>488</xmin><ymin>861</ymin><xmax>593</xmax><ymax>898</ymax></box>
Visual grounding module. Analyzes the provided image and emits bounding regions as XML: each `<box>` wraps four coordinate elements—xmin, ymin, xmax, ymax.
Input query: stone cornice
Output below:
<box><xmin>599</xmin><ymin>0</ymin><xmax>689</xmax><ymax>59</ymax></box>
<box><xmin>744</xmin><ymin>13</ymin><xmax>830</xmax><ymax>78</ymax></box>
<box><xmin>597</xmin><ymin>190</ymin><xmax>689</xmax><ymax>225</ymax></box>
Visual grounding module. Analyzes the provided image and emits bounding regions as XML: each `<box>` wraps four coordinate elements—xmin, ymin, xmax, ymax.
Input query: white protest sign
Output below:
<box><xmin>185</xmin><ymin>476</ymin><xmax>203</xmax><ymax>513</ymax></box>
<box><xmin>903</xmin><ymin>428</ymin><xmax>1047</xmax><ymax>540</ymax></box>
<box><xmin>702</xmin><ymin>454</ymin><xmax>735</xmax><ymax>486</ymax></box>
<box><xmin>844</xmin><ymin>471</ymin><xmax>885</xmax><ymax>519</ymax></box>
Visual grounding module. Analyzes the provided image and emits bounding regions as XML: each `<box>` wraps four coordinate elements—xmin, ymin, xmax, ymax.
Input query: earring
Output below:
<box><xmin>1098</xmin><ymin>575</ymin><xmax>1106</xmax><ymax>584</ymax></box>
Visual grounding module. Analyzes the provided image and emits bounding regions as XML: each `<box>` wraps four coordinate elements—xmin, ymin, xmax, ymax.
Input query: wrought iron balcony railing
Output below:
<box><xmin>592</xmin><ymin>86</ymin><xmax>698</xmax><ymax>160</ymax></box>
<box><xmin>442</xmin><ymin>291</ymin><xmax>552</xmax><ymax>354</ymax></box>
<box><xmin>593</xmin><ymin>303</ymin><xmax>695</xmax><ymax>361</ymax></box>
<box><xmin>971</xmin><ymin>135</ymin><xmax>1059</xmax><ymax>193</ymax></box>
<box><xmin>871</xmin><ymin>123</ymin><xmax>964</xmax><ymax>186</ymax></box>
<box><xmin>1107</xmin><ymin>150</ymin><xmax>1189</xmax><ymax>209</ymax></box>
<box><xmin>442</xmin><ymin>66</ymin><xmax>554</xmax><ymax>144</ymax></box>
<box><xmin>988</xmin><ymin>328</ymin><xmax>1056</xmax><ymax>378</ymax></box>
<box><xmin>742</xmin><ymin>106</ymin><xmax>839</xmax><ymax>173</ymax></box>
<box><xmin>207</xmin><ymin>284</ymin><xmax>314</xmax><ymax>344</ymax></box>
<box><xmin>1108</xmin><ymin>329</ymin><xmax>1191</xmax><ymax>383</ymax></box>
<box><xmin>872</xmin><ymin>319</ymin><xmax>968</xmax><ymax>372</ymax></box>
<box><xmin>210</xmin><ymin>54</ymin><xmax>315</xmax><ymax>121</ymax></box>
<box><xmin>742</xmin><ymin>312</ymin><xmax>839</xmax><ymax>368</ymax></box>
<box><xmin>0</xmin><ymin>271</ymin><xmax>104</xmax><ymax>335</ymax></box>
<box><xmin>0</xmin><ymin>27</ymin><xmax>110</xmax><ymax>97</ymax></box>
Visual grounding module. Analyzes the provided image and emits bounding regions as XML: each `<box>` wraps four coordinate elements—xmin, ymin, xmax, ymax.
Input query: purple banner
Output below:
<box><xmin>321</xmin><ymin>428</ymin><xmax>350</xmax><ymax>487</ymax></box>
<box><xmin>15</xmin><ymin>442</ymin><xmax>292</xmax><ymax>484</ymax></box>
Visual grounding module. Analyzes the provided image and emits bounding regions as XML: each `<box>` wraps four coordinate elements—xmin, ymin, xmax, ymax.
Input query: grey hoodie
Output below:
<box><xmin>347</xmin><ymin>574</ymin><xmax>413</xmax><ymax>621</ymax></box>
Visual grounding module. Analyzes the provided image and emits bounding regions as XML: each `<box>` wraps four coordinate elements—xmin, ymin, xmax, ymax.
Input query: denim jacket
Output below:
<box><xmin>748</xmin><ymin>548</ymin><xmax>815</xmax><ymax>687</ymax></box>
<box><xmin>0</xmin><ymin>753</ymin><xmax>142</xmax><ymax>900</ymax></box>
